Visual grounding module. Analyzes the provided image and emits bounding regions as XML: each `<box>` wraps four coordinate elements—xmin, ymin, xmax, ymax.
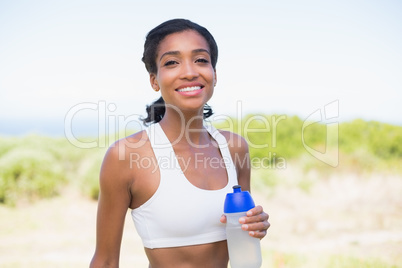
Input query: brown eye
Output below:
<box><xmin>164</xmin><ymin>60</ymin><xmax>177</xmax><ymax>66</ymax></box>
<box><xmin>196</xmin><ymin>58</ymin><xmax>209</xmax><ymax>63</ymax></box>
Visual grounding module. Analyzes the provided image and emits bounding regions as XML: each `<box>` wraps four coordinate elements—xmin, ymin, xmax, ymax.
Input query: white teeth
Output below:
<box><xmin>177</xmin><ymin>86</ymin><xmax>201</xmax><ymax>92</ymax></box>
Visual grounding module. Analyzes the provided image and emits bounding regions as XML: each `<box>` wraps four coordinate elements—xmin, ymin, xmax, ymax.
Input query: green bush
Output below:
<box><xmin>214</xmin><ymin>114</ymin><xmax>307</xmax><ymax>165</ymax></box>
<box><xmin>339</xmin><ymin>119</ymin><xmax>402</xmax><ymax>159</ymax></box>
<box><xmin>215</xmin><ymin>116</ymin><xmax>402</xmax><ymax>164</ymax></box>
<box><xmin>80</xmin><ymin>152</ymin><xmax>104</xmax><ymax>200</ymax></box>
<box><xmin>0</xmin><ymin>147</ymin><xmax>66</xmax><ymax>205</ymax></box>
<box><xmin>0</xmin><ymin>116</ymin><xmax>401</xmax><ymax>205</ymax></box>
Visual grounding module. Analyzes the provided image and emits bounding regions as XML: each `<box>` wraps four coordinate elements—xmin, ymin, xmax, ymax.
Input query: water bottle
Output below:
<box><xmin>224</xmin><ymin>185</ymin><xmax>262</xmax><ymax>268</ymax></box>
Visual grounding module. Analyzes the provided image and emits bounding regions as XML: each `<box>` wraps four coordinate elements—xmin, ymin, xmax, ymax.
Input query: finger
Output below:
<box><xmin>240</xmin><ymin>212</ymin><xmax>269</xmax><ymax>224</ymax></box>
<box><xmin>241</xmin><ymin>220</ymin><xmax>270</xmax><ymax>233</ymax></box>
<box><xmin>247</xmin><ymin>230</ymin><xmax>267</xmax><ymax>239</ymax></box>
<box><xmin>220</xmin><ymin>214</ymin><xmax>227</xmax><ymax>224</ymax></box>
<box><xmin>246</xmin><ymin>205</ymin><xmax>263</xmax><ymax>217</ymax></box>
<box><xmin>243</xmin><ymin>221</ymin><xmax>270</xmax><ymax>239</ymax></box>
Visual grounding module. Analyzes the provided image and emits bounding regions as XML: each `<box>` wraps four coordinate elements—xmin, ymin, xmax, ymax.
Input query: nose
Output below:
<box><xmin>180</xmin><ymin>60</ymin><xmax>199</xmax><ymax>80</ymax></box>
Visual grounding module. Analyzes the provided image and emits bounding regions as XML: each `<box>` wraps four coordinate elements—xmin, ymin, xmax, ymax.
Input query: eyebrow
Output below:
<box><xmin>159</xmin><ymin>48</ymin><xmax>210</xmax><ymax>62</ymax></box>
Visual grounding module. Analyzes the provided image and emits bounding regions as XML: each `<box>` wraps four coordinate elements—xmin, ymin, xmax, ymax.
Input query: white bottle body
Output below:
<box><xmin>225</xmin><ymin>211</ymin><xmax>262</xmax><ymax>268</ymax></box>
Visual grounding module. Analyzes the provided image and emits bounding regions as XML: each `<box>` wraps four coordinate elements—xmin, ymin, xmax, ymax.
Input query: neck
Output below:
<box><xmin>159</xmin><ymin>107</ymin><xmax>209</xmax><ymax>146</ymax></box>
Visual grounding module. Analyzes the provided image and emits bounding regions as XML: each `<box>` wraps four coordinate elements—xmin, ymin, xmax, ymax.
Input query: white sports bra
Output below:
<box><xmin>131</xmin><ymin>122</ymin><xmax>238</xmax><ymax>249</ymax></box>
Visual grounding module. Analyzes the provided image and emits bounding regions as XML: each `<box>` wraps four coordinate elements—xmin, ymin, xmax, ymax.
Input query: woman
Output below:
<box><xmin>90</xmin><ymin>19</ymin><xmax>270</xmax><ymax>268</ymax></box>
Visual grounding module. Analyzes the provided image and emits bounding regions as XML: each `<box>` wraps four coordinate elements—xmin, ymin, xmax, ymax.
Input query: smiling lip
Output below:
<box><xmin>176</xmin><ymin>84</ymin><xmax>204</xmax><ymax>96</ymax></box>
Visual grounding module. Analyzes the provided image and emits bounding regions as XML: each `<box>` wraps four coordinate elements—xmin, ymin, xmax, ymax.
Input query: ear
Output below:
<box><xmin>213</xmin><ymin>69</ymin><xmax>217</xmax><ymax>87</ymax></box>
<box><xmin>149</xmin><ymin>73</ymin><xmax>159</xmax><ymax>91</ymax></box>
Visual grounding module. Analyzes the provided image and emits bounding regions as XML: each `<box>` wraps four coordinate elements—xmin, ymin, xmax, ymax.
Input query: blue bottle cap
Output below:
<box><xmin>224</xmin><ymin>185</ymin><xmax>255</xmax><ymax>213</ymax></box>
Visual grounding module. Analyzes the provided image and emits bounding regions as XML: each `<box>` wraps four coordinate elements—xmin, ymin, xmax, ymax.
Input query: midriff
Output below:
<box><xmin>145</xmin><ymin>240</ymin><xmax>229</xmax><ymax>268</ymax></box>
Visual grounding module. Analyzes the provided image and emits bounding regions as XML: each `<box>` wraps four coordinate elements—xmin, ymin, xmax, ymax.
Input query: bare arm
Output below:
<box><xmin>90</xmin><ymin>143</ymin><xmax>132</xmax><ymax>268</ymax></box>
<box><xmin>220</xmin><ymin>131</ymin><xmax>270</xmax><ymax>239</ymax></box>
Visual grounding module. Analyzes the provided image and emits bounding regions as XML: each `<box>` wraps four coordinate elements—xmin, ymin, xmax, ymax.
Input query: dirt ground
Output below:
<box><xmin>1</xmin><ymin>167</ymin><xmax>401</xmax><ymax>267</ymax></box>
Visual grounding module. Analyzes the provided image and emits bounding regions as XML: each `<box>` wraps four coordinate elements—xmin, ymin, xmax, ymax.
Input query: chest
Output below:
<box><xmin>129</xmin><ymin>141</ymin><xmax>230</xmax><ymax>209</ymax></box>
<box><xmin>172</xmin><ymin>144</ymin><xmax>228</xmax><ymax>190</ymax></box>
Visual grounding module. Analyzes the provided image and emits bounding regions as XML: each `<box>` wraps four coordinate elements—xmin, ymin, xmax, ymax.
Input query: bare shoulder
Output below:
<box><xmin>106</xmin><ymin>129</ymin><xmax>150</xmax><ymax>159</ymax></box>
<box><xmin>217</xmin><ymin>130</ymin><xmax>249</xmax><ymax>155</ymax></box>
<box><xmin>100</xmin><ymin>129</ymin><xmax>151</xmax><ymax>184</ymax></box>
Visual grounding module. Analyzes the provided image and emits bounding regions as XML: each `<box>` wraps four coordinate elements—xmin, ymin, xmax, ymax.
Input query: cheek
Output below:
<box><xmin>156</xmin><ymin>72</ymin><xmax>172</xmax><ymax>89</ymax></box>
<box><xmin>206</xmin><ymin>83</ymin><xmax>214</xmax><ymax>99</ymax></box>
<box><xmin>211</xmin><ymin>69</ymin><xmax>217</xmax><ymax>84</ymax></box>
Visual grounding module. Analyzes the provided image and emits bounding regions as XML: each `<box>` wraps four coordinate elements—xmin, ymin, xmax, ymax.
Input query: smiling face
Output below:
<box><xmin>150</xmin><ymin>30</ymin><xmax>217</xmax><ymax>116</ymax></box>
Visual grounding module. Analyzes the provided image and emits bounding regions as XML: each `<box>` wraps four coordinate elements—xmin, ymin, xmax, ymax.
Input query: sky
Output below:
<box><xmin>1</xmin><ymin>0</ymin><xmax>401</xmax><ymax>137</ymax></box>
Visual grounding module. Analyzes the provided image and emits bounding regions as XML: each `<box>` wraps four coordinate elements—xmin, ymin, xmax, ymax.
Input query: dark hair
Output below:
<box><xmin>141</xmin><ymin>18</ymin><xmax>218</xmax><ymax>125</ymax></box>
